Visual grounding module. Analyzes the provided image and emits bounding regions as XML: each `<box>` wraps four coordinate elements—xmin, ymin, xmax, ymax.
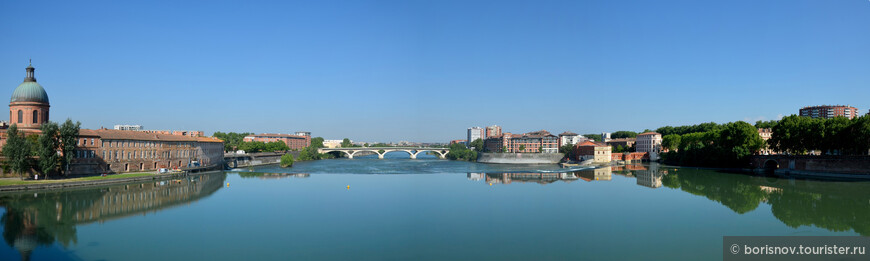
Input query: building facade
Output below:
<box><xmin>485</xmin><ymin>125</ymin><xmax>502</xmax><ymax>138</ymax></box>
<box><xmin>72</xmin><ymin>129</ymin><xmax>224</xmax><ymax>174</ymax></box>
<box><xmin>558</xmin><ymin>131</ymin><xmax>588</xmax><ymax>147</ymax></box>
<box><xmin>244</xmin><ymin>133</ymin><xmax>311</xmax><ymax>150</ymax></box>
<box><xmin>483</xmin><ymin>130</ymin><xmax>559</xmax><ymax>153</ymax></box>
<box><xmin>1</xmin><ymin>63</ymin><xmax>225</xmax><ymax>176</ymax></box>
<box><xmin>636</xmin><ymin>132</ymin><xmax>662</xmax><ymax>154</ymax></box>
<box><xmin>467</xmin><ymin>127</ymin><xmax>484</xmax><ymax>144</ymax></box>
<box><xmin>799</xmin><ymin>105</ymin><xmax>859</xmax><ymax>119</ymax></box>
<box><xmin>605</xmin><ymin>138</ymin><xmax>636</xmax><ymax>149</ymax></box>
<box><xmin>575</xmin><ymin>140</ymin><xmax>612</xmax><ymax>163</ymax></box>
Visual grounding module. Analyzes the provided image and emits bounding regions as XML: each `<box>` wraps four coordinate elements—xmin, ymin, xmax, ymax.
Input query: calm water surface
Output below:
<box><xmin>1</xmin><ymin>155</ymin><xmax>869</xmax><ymax>260</ymax></box>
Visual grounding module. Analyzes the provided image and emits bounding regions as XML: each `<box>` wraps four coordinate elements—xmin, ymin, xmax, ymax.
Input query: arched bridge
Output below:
<box><xmin>318</xmin><ymin>147</ymin><xmax>450</xmax><ymax>159</ymax></box>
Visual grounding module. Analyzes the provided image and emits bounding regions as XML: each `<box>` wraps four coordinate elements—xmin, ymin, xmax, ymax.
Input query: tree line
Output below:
<box><xmin>660</xmin><ymin>121</ymin><xmax>765</xmax><ymax>168</ymax></box>
<box><xmin>2</xmin><ymin>120</ymin><xmax>82</xmax><ymax>179</ymax></box>
<box><xmin>769</xmin><ymin>115</ymin><xmax>870</xmax><ymax>155</ymax></box>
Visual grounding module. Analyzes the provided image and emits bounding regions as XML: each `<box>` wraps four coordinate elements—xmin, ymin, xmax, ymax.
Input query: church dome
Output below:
<box><xmin>11</xmin><ymin>63</ymin><xmax>49</xmax><ymax>104</ymax></box>
<box><xmin>11</xmin><ymin>81</ymin><xmax>49</xmax><ymax>103</ymax></box>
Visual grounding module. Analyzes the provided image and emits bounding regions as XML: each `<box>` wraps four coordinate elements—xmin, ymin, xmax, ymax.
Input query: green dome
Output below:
<box><xmin>11</xmin><ymin>81</ymin><xmax>49</xmax><ymax>103</ymax></box>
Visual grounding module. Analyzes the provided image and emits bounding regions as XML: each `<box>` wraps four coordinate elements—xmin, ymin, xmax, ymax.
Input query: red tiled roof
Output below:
<box><xmin>79</xmin><ymin>129</ymin><xmax>222</xmax><ymax>143</ymax></box>
<box><xmin>638</xmin><ymin>132</ymin><xmax>661</xmax><ymax>136</ymax></box>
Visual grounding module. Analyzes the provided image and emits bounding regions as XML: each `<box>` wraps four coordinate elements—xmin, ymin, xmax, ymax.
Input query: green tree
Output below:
<box><xmin>468</xmin><ymin>138</ymin><xmax>484</xmax><ymax>152</ymax></box>
<box><xmin>754</xmin><ymin>120</ymin><xmax>778</xmax><ymax>129</ymax></box>
<box><xmin>2</xmin><ymin>125</ymin><xmax>32</xmax><ymax>179</ymax></box>
<box><xmin>59</xmin><ymin>119</ymin><xmax>81</xmax><ymax>176</ymax></box>
<box><xmin>341</xmin><ymin>138</ymin><xmax>352</xmax><ymax>148</ymax></box>
<box><xmin>583</xmin><ymin>134</ymin><xmax>603</xmax><ymax>142</ymax></box>
<box><xmin>280</xmin><ymin>154</ymin><xmax>294</xmax><ymax>168</ymax></box>
<box><xmin>213</xmin><ymin>131</ymin><xmax>253</xmax><ymax>152</ymax></box>
<box><xmin>843</xmin><ymin>115</ymin><xmax>870</xmax><ymax>155</ymax></box>
<box><xmin>518</xmin><ymin>144</ymin><xmax>525</xmax><ymax>152</ymax></box>
<box><xmin>611</xmin><ymin>131</ymin><xmax>638</xmax><ymax>139</ymax></box>
<box><xmin>445</xmin><ymin>142</ymin><xmax>477</xmax><ymax>161</ymax></box>
<box><xmin>662</xmin><ymin>134</ymin><xmax>681</xmax><ymax>151</ymax></box>
<box><xmin>37</xmin><ymin>122</ymin><xmax>61</xmax><ymax>177</ymax></box>
<box><xmin>25</xmin><ymin>134</ymin><xmax>39</xmax><ymax>156</ymax></box>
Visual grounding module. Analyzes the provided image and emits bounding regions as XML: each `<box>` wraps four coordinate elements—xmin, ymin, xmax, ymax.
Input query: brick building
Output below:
<box><xmin>485</xmin><ymin>125</ymin><xmax>502</xmax><ymax>138</ymax></box>
<box><xmin>244</xmin><ymin>133</ymin><xmax>311</xmax><ymax>150</ymax></box>
<box><xmin>1</xmin><ymin>63</ymin><xmax>224</xmax><ymax>176</ymax></box>
<box><xmin>72</xmin><ymin>129</ymin><xmax>224</xmax><ymax>174</ymax></box>
<box><xmin>575</xmin><ymin>140</ymin><xmax>612</xmax><ymax>163</ymax></box>
<box><xmin>483</xmin><ymin>130</ymin><xmax>559</xmax><ymax>153</ymax></box>
<box><xmin>799</xmin><ymin>105</ymin><xmax>859</xmax><ymax>119</ymax></box>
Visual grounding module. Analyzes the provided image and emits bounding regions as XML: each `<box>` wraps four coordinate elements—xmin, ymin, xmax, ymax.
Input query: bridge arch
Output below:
<box><xmin>762</xmin><ymin>159</ymin><xmax>779</xmax><ymax>173</ymax></box>
<box><xmin>412</xmin><ymin>150</ymin><xmax>448</xmax><ymax>159</ymax></box>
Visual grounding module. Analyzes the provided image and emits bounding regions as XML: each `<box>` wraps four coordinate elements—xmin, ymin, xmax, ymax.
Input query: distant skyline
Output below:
<box><xmin>1</xmin><ymin>0</ymin><xmax>868</xmax><ymax>142</ymax></box>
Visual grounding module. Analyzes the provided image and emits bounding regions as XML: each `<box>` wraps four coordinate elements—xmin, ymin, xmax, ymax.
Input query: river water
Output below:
<box><xmin>1</xmin><ymin>154</ymin><xmax>868</xmax><ymax>260</ymax></box>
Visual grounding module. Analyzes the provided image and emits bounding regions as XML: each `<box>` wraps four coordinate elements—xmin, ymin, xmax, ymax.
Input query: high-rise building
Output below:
<box><xmin>485</xmin><ymin>125</ymin><xmax>502</xmax><ymax>138</ymax></box>
<box><xmin>799</xmin><ymin>105</ymin><xmax>859</xmax><ymax>119</ymax></box>
<box><xmin>467</xmin><ymin>127</ymin><xmax>484</xmax><ymax>144</ymax></box>
<box><xmin>114</xmin><ymin>125</ymin><xmax>144</xmax><ymax>131</ymax></box>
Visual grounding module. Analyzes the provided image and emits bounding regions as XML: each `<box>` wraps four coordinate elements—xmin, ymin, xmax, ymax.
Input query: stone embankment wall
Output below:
<box><xmin>477</xmin><ymin>153</ymin><xmax>564</xmax><ymax>164</ymax></box>
<box><xmin>751</xmin><ymin>155</ymin><xmax>870</xmax><ymax>176</ymax></box>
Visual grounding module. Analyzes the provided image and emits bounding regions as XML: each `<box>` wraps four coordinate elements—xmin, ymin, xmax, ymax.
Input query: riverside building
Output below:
<box><xmin>483</xmin><ymin>130</ymin><xmax>559</xmax><ymax>153</ymax></box>
<box><xmin>244</xmin><ymin>133</ymin><xmax>311</xmax><ymax>150</ymax></box>
<box><xmin>1</xmin><ymin>62</ymin><xmax>224</xmax><ymax>176</ymax></box>
<box><xmin>799</xmin><ymin>105</ymin><xmax>859</xmax><ymax>119</ymax></box>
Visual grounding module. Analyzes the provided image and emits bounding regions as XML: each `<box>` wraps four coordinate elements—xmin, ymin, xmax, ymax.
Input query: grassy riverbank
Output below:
<box><xmin>0</xmin><ymin>172</ymin><xmax>155</xmax><ymax>186</ymax></box>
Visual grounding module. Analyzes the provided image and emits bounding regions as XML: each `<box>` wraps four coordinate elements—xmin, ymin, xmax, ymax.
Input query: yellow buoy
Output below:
<box><xmin>226</xmin><ymin>183</ymin><xmax>229</xmax><ymax>187</ymax></box>
<box><xmin>489</xmin><ymin>183</ymin><xmax>492</xmax><ymax>186</ymax></box>
<box><xmin>347</xmin><ymin>185</ymin><xmax>350</xmax><ymax>189</ymax></box>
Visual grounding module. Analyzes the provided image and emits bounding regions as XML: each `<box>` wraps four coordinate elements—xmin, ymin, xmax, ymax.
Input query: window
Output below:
<box><xmin>17</xmin><ymin>110</ymin><xmax>22</xmax><ymax>123</ymax></box>
<box><xmin>44</xmin><ymin>111</ymin><xmax>48</xmax><ymax>122</ymax></box>
<box><xmin>32</xmin><ymin>110</ymin><xmax>38</xmax><ymax>124</ymax></box>
<box><xmin>91</xmin><ymin>139</ymin><xmax>94</xmax><ymax>145</ymax></box>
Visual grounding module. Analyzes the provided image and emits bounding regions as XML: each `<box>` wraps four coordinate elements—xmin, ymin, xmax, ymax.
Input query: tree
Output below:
<box><xmin>341</xmin><ymin>138</ymin><xmax>352</xmax><ymax>148</ymax></box>
<box><xmin>446</xmin><ymin>142</ymin><xmax>477</xmax><ymax>161</ymax></box>
<box><xmin>213</xmin><ymin>131</ymin><xmax>253</xmax><ymax>152</ymax></box>
<box><xmin>583</xmin><ymin>134</ymin><xmax>603</xmax><ymax>142</ymax></box>
<box><xmin>611</xmin><ymin>131</ymin><xmax>638</xmax><ymax>139</ymax></box>
<box><xmin>468</xmin><ymin>138</ymin><xmax>484</xmax><ymax>152</ymax></box>
<box><xmin>843</xmin><ymin>115</ymin><xmax>870</xmax><ymax>155</ymax></box>
<box><xmin>662</xmin><ymin>134</ymin><xmax>681</xmax><ymax>151</ymax></box>
<box><xmin>59</xmin><ymin>119</ymin><xmax>81</xmax><ymax>176</ymax></box>
<box><xmin>518</xmin><ymin>145</ymin><xmax>525</xmax><ymax>152</ymax></box>
<box><xmin>2</xmin><ymin>125</ymin><xmax>32</xmax><ymax>179</ymax></box>
<box><xmin>37</xmin><ymin>122</ymin><xmax>61</xmax><ymax>177</ymax></box>
<box><xmin>755</xmin><ymin>120</ymin><xmax>778</xmax><ymax>129</ymax></box>
<box><xmin>280</xmin><ymin>154</ymin><xmax>294</xmax><ymax>168</ymax></box>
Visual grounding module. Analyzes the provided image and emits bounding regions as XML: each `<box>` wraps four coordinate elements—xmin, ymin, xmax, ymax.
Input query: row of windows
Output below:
<box><xmin>100</xmin><ymin>149</ymin><xmax>198</xmax><ymax>160</ymax></box>
<box><xmin>12</xmin><ymin>109</ymin><xmax>48</xmax><ymax>124</ymax></box>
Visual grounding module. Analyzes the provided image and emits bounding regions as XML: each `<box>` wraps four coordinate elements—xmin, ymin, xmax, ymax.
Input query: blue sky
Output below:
<box><xmin>1</xmin><ymin>0</ymin><xmax>868</xmax><ymax>142</ymax></box>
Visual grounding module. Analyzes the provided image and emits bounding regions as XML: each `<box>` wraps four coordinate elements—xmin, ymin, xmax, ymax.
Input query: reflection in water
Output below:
<box><xmin>634</xmin><ymin>164</ymin><xmax>662</xmax><ymax>188</ymax></box>
<box><xmin>236</xmin><ymin>172</ymin><xmax>310</xmax><ymax>180</ymax></box>
<box><xmin>658</xmin><ymin>167</ymin><xmax>870</xmax><ymax>235</ymax></box>
<box><xmin>476</xmin><ymin>168</ymin><xmax>613</xmax><ymax>185</ymax></box>
<box><xmin>473</xmin><ymin>164</ymin><xmax>870</xmax><ymax>236</ymax></box>
<box><xmin>0</xmin><ymin>172</ymin><xmax>226</xmax><ymax>260</ymax></box>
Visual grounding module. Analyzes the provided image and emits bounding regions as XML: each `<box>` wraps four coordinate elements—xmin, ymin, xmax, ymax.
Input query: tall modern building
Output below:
<box><xmin>799</xmin><ymin>105</ymin><xmax>859</xmax><ymax>119</ymax></box>
<box><xmin>114</xmin><ymin>125</ymin><xmax>144</xmax><ymax>131</ymax></box>
<box><xmin>485</xmin><ymin>125</ymin><xmax>502</xmax><ymax>138</ymax></box>
<box><xmin>467</xmin><ymin>127</ymin><xmax>484</xmax><ymax>145</ymax></box>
